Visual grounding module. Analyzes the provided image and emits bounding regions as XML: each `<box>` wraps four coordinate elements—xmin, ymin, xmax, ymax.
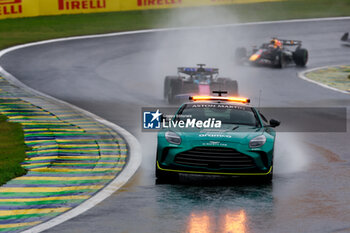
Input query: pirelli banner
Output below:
<box><xmin>0</xmin><ymin>0</ymin><xmax>280</xmax><ymax>20</ymax></box>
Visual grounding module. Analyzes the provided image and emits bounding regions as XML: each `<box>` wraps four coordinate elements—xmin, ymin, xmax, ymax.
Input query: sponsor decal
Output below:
<box><xmin>0</xmin><ymin>0</ymin><xmax>21</xmax><ymax>15</ymax></box>
<box><xmin>162</xmin><ymin>118</ymin><xmax>221</xmax><ymax>129</ymax></box>
<box><xmin>137</xmin><ymin>0</ymin><xmax>182</xmax><ymax>7</ymax></box>
<box><xmin>143</xmin><ymin>109</ymin><xmax>221</xmax><ymax>130</ymax></box>
<box><xmin>199</xmin><ymin>133</ymin><xmax>232</xmax><ymax>138</ymax></box>
<box><xmin>58</xmin><ymin>0</ymin><xmax>106</xmax><ymax>10</ymax></box>
<box><xmin>190</xmin><ymin>104</ymin><xmax>246</xmax><ymax>110</ymax></box>
<box><xmin>202</xmin><ymin>141</ymin><xmax>227</xmax><ymax>146</ymax></box>
<box><xmin>143</xmin><ymin>109</ymin><xmax>162</xmax><ymax>129</ymax></box>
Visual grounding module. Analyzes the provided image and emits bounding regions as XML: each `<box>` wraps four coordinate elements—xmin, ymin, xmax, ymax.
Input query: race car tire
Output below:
<box><xmin>226</xmin><ymin>79</ymin><xmax>239</xmax><ymax>95</ymax></box>
<box><xmin>212</xmin><ymin>78</ymin><xmax>238</xmax><ymax>95</ymax></box>
<box><xmin>164</xmin><ymin>76</ymin><xmax>178</xmax><ymax>99</ymax></box>
<box><xmin>155</xmin><ymin>165</ymin><xmax>179</xmax><ymax>183</ymax></box>
<box><xmin>168</xmin><ymin>79</ymin><xmax>182</xmax><ymax>104</ymax></box>
<box><xmin>234</xmin><ymin>47</ymin><xmax>247</xmax><ymax>65</ymax></box>
<box><xmin>293</xmin><ymin>48</ymin><xmax>308</xmax><ymax>67</ymax></box>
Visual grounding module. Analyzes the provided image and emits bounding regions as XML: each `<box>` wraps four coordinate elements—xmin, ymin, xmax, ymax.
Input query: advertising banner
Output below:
<box><xmin>125</xmin><ymin>0</ymin><xmax>281</xmax><ymax>10</ymax></box>
<box><xmin>0</xmin><ymin>0</ymin><xmax>39</xmax><ymax>19</ymax></box>
<box><xmin>0</xmin><ymin>0</ymin><xmax>281</xmax><ymax>20</ymax></box>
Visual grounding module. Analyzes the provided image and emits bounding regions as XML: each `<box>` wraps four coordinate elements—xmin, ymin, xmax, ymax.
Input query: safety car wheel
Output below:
<box><xmin>155</xmin><ymin>165</ymin><xmax>179</xmax><ymax>183</ymax></box>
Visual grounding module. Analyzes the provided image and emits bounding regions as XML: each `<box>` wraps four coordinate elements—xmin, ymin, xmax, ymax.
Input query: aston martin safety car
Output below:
<box><xmin>164</xmin><ymin>64</ymin><xmax>238</xmax><ymax>104</ymax></box>
<box><xmin>235</xmin><ymin>38</ymin><xmax>308</xmax><ymax>68</ymax></box>
<box><xmin>156</xmin><ymin>91</ymin><xmax>280</xmax><ymax>182</ymax></box>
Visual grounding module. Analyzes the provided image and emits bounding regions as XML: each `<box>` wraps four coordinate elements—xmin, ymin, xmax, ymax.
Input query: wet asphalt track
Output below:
<box><xmin>1</xmin><ymin>18</ymin><xmax>350</xmax><ymax>233</ymax></box>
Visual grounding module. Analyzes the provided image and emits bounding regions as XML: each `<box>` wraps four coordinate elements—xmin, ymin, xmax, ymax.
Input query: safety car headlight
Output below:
<box><xmin>249</xmin><ymin>135</ymin><xmax>266</xmax><ymax>148</ymax></box>
<box><xmin>165</xmin><ymin>131</ymin><xmax>181</xmax><ymax>145</ymax></box>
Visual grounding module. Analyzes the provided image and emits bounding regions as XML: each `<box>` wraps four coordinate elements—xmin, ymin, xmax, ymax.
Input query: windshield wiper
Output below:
<box><xmin>232</xmin><ymin>125</ymin><xmax>239</xmax><ymax>131</ymax></box>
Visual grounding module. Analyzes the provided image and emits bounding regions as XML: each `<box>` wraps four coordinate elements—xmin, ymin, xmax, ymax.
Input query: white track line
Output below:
<box><xmin>0</xmin><ymin>16</ymin><xmax>349</xmax><ymax>233</ymax></box>
<box><xmin>298</xmin><ymin>65</ymin><xmax>350</xmax><ymax>95</ymax></box>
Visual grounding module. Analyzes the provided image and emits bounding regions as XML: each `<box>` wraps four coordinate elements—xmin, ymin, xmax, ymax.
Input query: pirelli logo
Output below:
<box><xmin>137</xmin><ymin>0</ymin><xmax>182</xmax><ymax>6</ymax></box>
<box><xmin>0</xmin><ymin>0</ymin><xmax>21</xmax><ymax>4</ymax></box>
<box><xmin>58</xmin><ymin>0</ymin><xmax>106</xmax><ymax>10</ymax></box>
<box><xmin>0</xmin><ymin>0</ymin><xmax>22</xmax><ymax>15</ymax></box>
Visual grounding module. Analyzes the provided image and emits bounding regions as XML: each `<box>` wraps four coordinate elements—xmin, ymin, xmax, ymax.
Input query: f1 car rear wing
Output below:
<box><xmin>178</xmin><ymin>65</ymin><xmax>219</xmax><ymax>76</ymax></box>
<box><xmin>278</xmin><ymin>39</ymin><xmax>302</xmax><ymax>46</ymax></box>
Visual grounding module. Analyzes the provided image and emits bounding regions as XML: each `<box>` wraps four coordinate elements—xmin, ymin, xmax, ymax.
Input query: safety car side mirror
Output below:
<box><xmin>268</xmin><ymin>119</ymin><xmax>280</xmax><ymax>128</ymax></box>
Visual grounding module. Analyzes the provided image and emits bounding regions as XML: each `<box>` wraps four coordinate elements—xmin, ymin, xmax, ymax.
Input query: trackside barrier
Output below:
<box><xmin>0</xmin><ymin>0</ymin><xmax>282</xmax><ymax>20</ymax></box>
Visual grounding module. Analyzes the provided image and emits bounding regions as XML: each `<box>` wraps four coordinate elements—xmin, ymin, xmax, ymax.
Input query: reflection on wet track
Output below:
<box><xmin>188</xmin><ymin>212</ymin><xmax>211</xmax><ymax>233</ymax></box>
<box><xmin>185</xmin><ymin>196</ymin><xmax>257</xmax><ymax>233</ymax></box>
<box><xmin>187</xmin><ymin>210</ymin><xmax>249</xmax><ymax>233</ymax></box>
<box><xmin>155</xmin><ymin>179</ymin><xmax>273</xmax><ymax>233</ymax></box>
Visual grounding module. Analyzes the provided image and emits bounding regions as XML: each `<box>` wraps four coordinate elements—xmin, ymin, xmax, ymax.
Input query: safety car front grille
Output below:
<box><xmin>175</xmin><ymin>147</ymin><xmax>255</xmax><ymax>169</ymax></box>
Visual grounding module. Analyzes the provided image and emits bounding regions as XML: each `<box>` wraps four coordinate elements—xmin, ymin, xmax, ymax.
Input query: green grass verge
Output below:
<box><xmin>0</xmin><ymin>0</ymin><xmax>349</xmax><ymax>50</ymax></box>
<box><xmin>305</xmin><ymin>65</ymin><xmax>350</xmax><ymax>93</ymax></box>
<box><xmin>0</xmin><ymin>115</ymin><xmax>28</xmax><ymax>185</ymax></box>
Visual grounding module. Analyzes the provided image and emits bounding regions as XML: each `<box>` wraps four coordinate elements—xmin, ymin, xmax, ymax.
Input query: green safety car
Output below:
<box><xmin>156</xmin><ymin>91</ymin><xmax>280</xmax><ymax>182</ymax></box>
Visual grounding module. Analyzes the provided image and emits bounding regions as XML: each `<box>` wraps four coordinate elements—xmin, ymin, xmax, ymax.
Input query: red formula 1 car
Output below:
<box><xmin>235</xmin><ymin>38</ymin><xmax>308</xmax><ymax>68</ymax></box>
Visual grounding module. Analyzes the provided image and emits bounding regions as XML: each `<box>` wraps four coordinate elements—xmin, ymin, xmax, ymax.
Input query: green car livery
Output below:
<box><xmin>156</xmin><ymin>95</ymin><xmax>280</xmax><ymax>182</ymax></box>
